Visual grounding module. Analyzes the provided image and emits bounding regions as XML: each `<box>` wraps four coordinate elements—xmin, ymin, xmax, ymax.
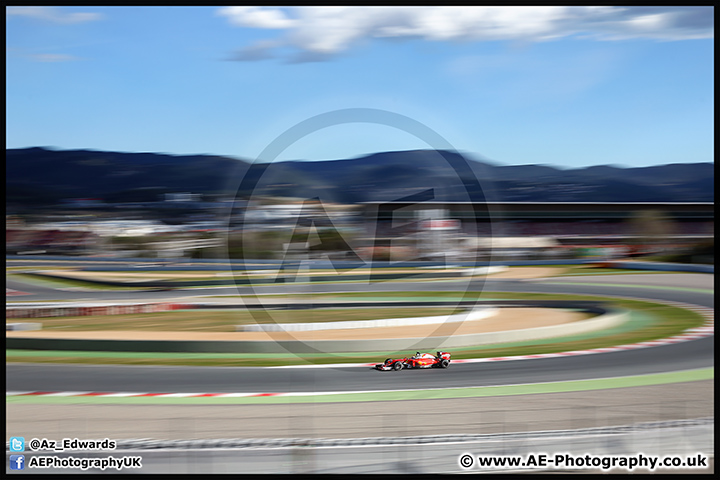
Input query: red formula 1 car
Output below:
<box><xmin>375</xmin><ymin>351</ymin><xmax>451</xmax><ymax>371</ymax></box>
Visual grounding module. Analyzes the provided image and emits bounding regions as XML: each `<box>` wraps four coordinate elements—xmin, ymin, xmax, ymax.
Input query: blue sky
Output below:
<box><xmin>6</xmin><ymin>6</ymin><xmax>714</xmax><ymax>168</ymax></box>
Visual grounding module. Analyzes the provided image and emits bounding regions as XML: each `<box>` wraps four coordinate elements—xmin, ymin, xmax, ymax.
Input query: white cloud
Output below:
<box><xmin>219</xmin><ymin>6</ymin><xmax>714</xmax><ymax>61</ymax></box>
<box><xmin>217</xmin><ymin>6</ymin><xmax>295</xmax><ymax>29</ymax></box>
<box><xmin>6</xmin><ymin>6</ymin><xmax>103</xmax><ymax>24</ymax></box>
<box><xmin>28</xmin><ymin>53</ymin><xmax>80</xmax><ymax>62</ymax></box>
<box><xmin>6</xmin><ymin>47</ymin><xmax>83</xmax><ymax>63</ymax></box>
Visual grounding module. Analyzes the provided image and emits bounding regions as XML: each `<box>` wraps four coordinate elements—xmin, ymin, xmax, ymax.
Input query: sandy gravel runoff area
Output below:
<box><xmin>6</xmin><ymin>307</ymin><xmax>586</xmax><ymax>341</ymax></box>
<box><xmin>488</xmin><ymin>266</ymin><xmax>568</xmax><ymax>279</ymax></box>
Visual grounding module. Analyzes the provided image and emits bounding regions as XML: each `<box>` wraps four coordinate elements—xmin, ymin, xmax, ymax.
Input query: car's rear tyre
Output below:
<box><xmin>440</xmin><ymin>359</ymin><xmax>450</xmax><ymax>368</ymax></box>
<box><xmin>393</xmin><ymin>362</ymin><xmax>403</xmax><ymax>371</ymax></box>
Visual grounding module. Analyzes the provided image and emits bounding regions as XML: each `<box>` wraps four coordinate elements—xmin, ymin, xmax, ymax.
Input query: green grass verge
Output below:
<box><xmin>6</xmin><ymin>265</ymin><xmax>692</xmax><ymax>293</ymax></box>
<box><xmin>556</xmin><ymin>267</ymin><xmax>680</xmax><ymax>276</ymax></box>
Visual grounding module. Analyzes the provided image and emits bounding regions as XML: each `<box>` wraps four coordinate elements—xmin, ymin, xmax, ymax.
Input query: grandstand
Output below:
<box><xmin>6</xmin><ymin>227</ymin><xmax>98</xmax><ymax>255</ymax></box>
<box><xmin>359</xmin><ymin>202</ymin><xmax>714</xmax><ymax>261</ymax></box>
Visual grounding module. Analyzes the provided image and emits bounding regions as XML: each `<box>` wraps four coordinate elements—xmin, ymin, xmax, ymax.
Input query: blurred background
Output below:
<box><xmin>6</xmin><ymin>148</ymin><xmax>714</xmax><ymax>265</ymax></box>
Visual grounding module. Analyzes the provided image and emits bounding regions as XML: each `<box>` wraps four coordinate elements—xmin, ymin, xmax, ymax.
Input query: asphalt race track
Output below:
<box><xmin>5</xmin><ymin>272</ymin><xmax>714</xmax><ymax>395</ymax></box>
<box><xmin>6</xmin><ymin>261</ymin><xmax>714</xmax><ymax>473</ymax></box>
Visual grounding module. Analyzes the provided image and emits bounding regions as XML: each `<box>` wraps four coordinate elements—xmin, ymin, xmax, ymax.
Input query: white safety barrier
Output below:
<box><xmin>237</xmin><ymin>307</ymin><xmax>498</xmax><ymax>332</ymax></box>
<box><xmin>461</xmin><ymin>266</ymin><xmax>509</xmax><ymax>276</ymax></box>
<box><xmin>6</xmin><ymin>322</ymin><xmax>42</xmax><ymax>331</ymax></box>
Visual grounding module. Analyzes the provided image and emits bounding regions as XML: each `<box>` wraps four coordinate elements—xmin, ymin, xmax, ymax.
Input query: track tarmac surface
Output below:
<box><xmin>6</xmin><ymin>274</ymin><xmax>713</xmax><ymax>395</ymax></box>
<box><xmin>5</xmin><ymin>269</ymin><xmax>714</xmax><ymax>444</ymax></box>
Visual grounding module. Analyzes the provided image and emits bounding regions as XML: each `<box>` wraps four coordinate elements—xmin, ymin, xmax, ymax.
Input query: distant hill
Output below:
<box><xmin>6</xmin><ymin>147</ymin><xmax>250</xmax><ymax>206</ymax></box>
<box><xmin>5</xmin><ymin>147</ymin><xmax>714</xmax><ymax>206</ymax></box>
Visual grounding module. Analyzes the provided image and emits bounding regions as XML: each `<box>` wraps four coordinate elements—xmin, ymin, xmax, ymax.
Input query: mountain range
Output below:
<box><xmin>6</xmin><ymin>147</ymin><xmax>714</xmax><ymax>206</ymax></box>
